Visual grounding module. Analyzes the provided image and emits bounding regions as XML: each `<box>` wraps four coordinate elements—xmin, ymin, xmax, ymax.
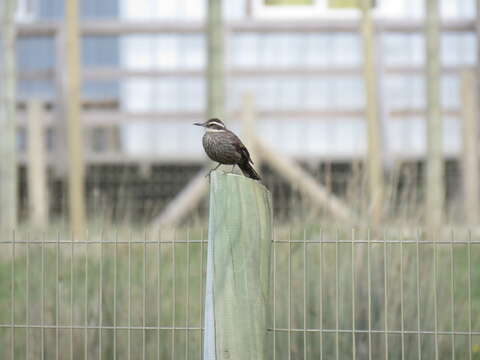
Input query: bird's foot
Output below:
<box><xmin>205</xmin><ymin>164</ymin><xmax>222</xmax><ymax>178</ymax></box>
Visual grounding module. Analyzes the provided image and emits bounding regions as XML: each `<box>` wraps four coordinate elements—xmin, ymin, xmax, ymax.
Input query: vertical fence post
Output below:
<box><xmin>425</xmin><ymin>0</ymin><xmax>444</xmax><ymax>233</ymax></box>
<box><xmin>27</xmin><ymin>100</ymin><xmax>49</xmax><ymax>227</ymax></box>
<box><xmin>460</xmin><ymin>70</ymin><xmax>479</xmax><ymax>225</ymax></box>
<box><xmin>207</xmin><ymin>0</ymin><xmax>224</xmax><ymax>119</ymax></box>
<box><xmin>204</xmin><ymin>172</ymin><xmax>272</xmax><ymax>360</ymax></box>
<box><xmin>65</xmin><ymin>0</ymin><xmax>86</xmax><ymax>238</ymax></box>
<box><xmin>360</xmin><ymin>0</ymin><xmax>384</xmax><ymax>226</ymax></box>
<box><xmin>151</xmin><ymin>0</ymin><xmax>226</xmax><ymax>228</ymax></box>
<box><xmin>0</xmin><ymin>0</ymin><xmax>18</xmax><ymax>230</ymax></box>
<box><xmin>54</xmin><ymin>28</ymin><xmax>68</xmax><ymax>177</ymax></box>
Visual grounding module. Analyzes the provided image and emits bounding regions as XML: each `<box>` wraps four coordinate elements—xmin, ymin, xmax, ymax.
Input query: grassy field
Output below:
<box><xmin>0</xmin><ymin>227</ymin><xmax>479</xmax><ymax>359</ymax></box>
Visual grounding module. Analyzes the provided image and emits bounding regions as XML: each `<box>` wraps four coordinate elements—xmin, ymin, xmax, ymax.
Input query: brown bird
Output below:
<box><xmin>194</xmin><ymin>118</ymin><xmax>261</xmax><ymax>180</ymax></box>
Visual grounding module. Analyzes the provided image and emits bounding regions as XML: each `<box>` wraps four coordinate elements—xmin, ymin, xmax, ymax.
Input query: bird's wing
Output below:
<box><xmin>226</xmin><ymin>130</ymin><xmax>254</xmax><ymax>164</ymax></box>
<box><xmin>238</xmin><ymin>142</ymin><xmax>253</xmax><ymax>164</ymax></box>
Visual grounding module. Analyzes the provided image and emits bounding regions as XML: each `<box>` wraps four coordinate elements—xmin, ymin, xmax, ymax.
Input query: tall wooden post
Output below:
<box><xmin>53</xmin><ymin>29</ymin><xmax>69</xmax><ymax>177</ymax></box>
<box><xmin>461</xmin><ymin>70</ymin><xmax>479</xmax><ymax>225</ymax></box>
<box><xmin>27</xmin><ymin>100</ymin><xmax>49</xmax><ymax>228</ymax></box>
<box><xmin>204</xmin><ymin>172</ymin><xmax>272</xmax><ymax>360</ymax></box>
<box><xmin>425</xmin><ymin>0</ymin><xmax>444</xmax><ymax>232</ymax></box>
<box><xmin>241</xmin><ymin>92</ymin><xmax>261</xmax><ymax>168</ymax></box>
<box><xmin>150</xmin><ymin>0</ymin><xmax>226</xmax><ymax>228</ymax></box>
<box><xmin>360</xmin><ymin>0</ymin><xmax>384</xmax><ymax>225</ymax></box>
<box><xmin>0</xmin><ymin>0</ymin><xmax>18</xmax><ymax>230</ymax></box>
<box><xmin>65</xmin><ymin>0</ymin><xmax>86</xmax><ymax>237</ymax></box>
<box><xmin>207</xmin><ymin>0</ymin><xmax>225</xmax><ymax>119</ymax></box>
<box><xmin>477</xmin><ymin>0</ymin><xmax>480</xmax><ymax>114</ymax></box>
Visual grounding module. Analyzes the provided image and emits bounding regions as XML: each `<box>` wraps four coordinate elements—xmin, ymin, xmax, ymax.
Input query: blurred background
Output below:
<box><xmin>0</xmin><ymin>0</ymin><xmax>478</xmax><ymax>231</ymax></box>
<box><xmin>2</xmin><ymin>2</ymin><xmax>480</xmax><ymax>359</ymax></box>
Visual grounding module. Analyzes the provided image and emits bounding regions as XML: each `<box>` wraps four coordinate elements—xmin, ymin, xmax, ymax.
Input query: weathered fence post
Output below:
<box><xmin>0</xmin><ymin>0</ymin><xmax>18</xmax><ymax>230</ymax></box>
<box><xmin>204</xmin><ymin>172</ymin><xmax>272</xmax><ymax>360</ymax></box>
<box><xmin>460</xmin><ymin>70</ymin><xmax>479</xmax><ymax>225</ymax></box>
<box><xmin>27</xmin><ymin>100</ymin><xmax>49</xmax><ymax>228</ymax></box>
<box><xmin>425</xmin><ymin>0</ymin><xmax>444</xmax><ymax>233</ymax></box>
<box><xmin>65</xmin><ymin>0</ymin><xmax>86</xmax><ymax>238</ymax></box>
<box><xmin>360</xmin><ymin>0</ymin><xmax>384</xmax><ymax>226</ymax></box>
<box><xmin>207</xmin><ymin>0</ymin><xmax>225</xmax><ymax>119</ymax></box>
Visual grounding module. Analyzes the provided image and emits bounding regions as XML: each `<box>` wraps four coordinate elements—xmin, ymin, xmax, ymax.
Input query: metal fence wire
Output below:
<box><xmin>0</xmin><ymin>228</ymin><xmax>479</xmax><ymax>359</ymax></box>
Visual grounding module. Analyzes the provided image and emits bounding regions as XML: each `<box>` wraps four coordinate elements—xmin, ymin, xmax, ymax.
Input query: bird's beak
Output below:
<box><xmin>193</xmin><ymin>122</ymin><xmax>205</xmax><ymax>127</ymax></box>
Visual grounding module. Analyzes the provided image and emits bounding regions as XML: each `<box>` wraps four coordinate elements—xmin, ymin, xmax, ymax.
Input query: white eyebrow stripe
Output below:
<box><xmin>208</xmin><ymin>121</ymin><xmax>225</xmax><ymax>128</ymax></box>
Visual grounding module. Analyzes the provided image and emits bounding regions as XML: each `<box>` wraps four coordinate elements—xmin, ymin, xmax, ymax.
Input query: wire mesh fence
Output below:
<box><xmin>0</xmin><ymin>230</ymin><xmax>207</xmax><ymax>359</ymax></box>
<box><xmin>0</xmin><ymin>228</ymin><xmax>479</xmax><ymax>359</ymax></box>
<box><xmin>271</xmin><ymin>229</ymin><xmax>480</xmax><ymax>359</ymax></box>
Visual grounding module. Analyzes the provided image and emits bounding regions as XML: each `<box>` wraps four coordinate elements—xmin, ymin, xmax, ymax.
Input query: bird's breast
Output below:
<box><xmin>202</xmin><ymin>132</ymin><xmax>241</xmax><ymax>164</ymax></box>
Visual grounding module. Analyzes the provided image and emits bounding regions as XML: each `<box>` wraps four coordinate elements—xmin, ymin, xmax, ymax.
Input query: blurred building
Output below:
<box><xmin>16</xmin><ymin>0</ymin><xmax>476</xmax><ymax>160</ymax></box>
<box><xmin>12</xmin><ymin>0</ymin><xmax>478</xmax><ymax>219</ymax></box>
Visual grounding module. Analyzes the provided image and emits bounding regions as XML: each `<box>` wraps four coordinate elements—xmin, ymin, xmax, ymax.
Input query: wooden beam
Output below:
<box><xmin>79</xmin><ymin>64</ymin><xmax>471</xmax><ymax>80</ymax></box>
<box><xmin>0</xmin><ymin>0</ymin><xmax>18</xmax><ymax>230</ymax></box>
<box><xmin>461</xmin><ymin>70</ymin><xmax>479</xmax><ymax>225</ymax></box>
<box><xmin>65</xmin><ymin>0</ymin><xmax>86</xmax><ymax>238</ymax></box>
<box><xmin>257</xmin><ymin>139</ymin><xmax>358</xmax><ymax>222</ymax></box>
<box><xmin>27</xmin><ymin>100</ymin><xmax>49</xmax><ymax>228</ymax></box>
<box><xmin>15</xmin><ymin>151</ymin><xmax>463</xmax><ymax>166</ymax></box>
<box><xmin>361</xmin><ymin>0</ymin><xmax>384</xmax><ymax>225</ymax></box>
<box><xmin>151</xmin><ymin>170</ymin><xmax>208</xmax><ymax>229</ymax></box>
<box><xmin>15</xmin><ymin>18</ymin><xmax>475</xmax><ymax>36</ymax></box>
<box><xmin>17</xmin><ymin>22</ymin><xmax>58</xmax><ymax>36</ymax></box>
<box><xmin>425</xmin><ymin>0</ymin><xmax>444</xmax><ymax>232</ymax></box>
<box><xmin>204</xmin><ymin>172</ymin><xmax>271</xmax><ymax>360</ymax></box>
<box><xmin>14</xmin><ymin>107</ymin><xmax>464</xmax><ymax>129</ymax></box>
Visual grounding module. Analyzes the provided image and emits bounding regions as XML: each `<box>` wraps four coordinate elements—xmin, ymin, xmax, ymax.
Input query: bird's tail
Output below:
<box><xmin>239</xmin><ymin>162</ymin><xmax>261</xmax><ymax>180</ymax></box>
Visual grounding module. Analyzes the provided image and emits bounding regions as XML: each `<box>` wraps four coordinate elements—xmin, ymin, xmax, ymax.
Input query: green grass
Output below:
<box><xmin>0</xmin><ymin>228</ymin><xmax>479</xmax><ymax>359</ymax></box>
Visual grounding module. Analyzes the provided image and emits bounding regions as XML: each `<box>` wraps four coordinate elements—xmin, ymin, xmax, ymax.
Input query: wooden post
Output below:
<box><xmin>241</xmin><ymin>92</ymin><xmax>261</xmax><ymax>169</ymax></box>
<box><xmin>257</xmin><ymin>140</ymin><xmax>358</xmax><ymax>222</ymax></box>
<box><xmin>0</xmin><ymin>0</ymin><xmax>18</xmax><ymax>230</ymax></box>
<box><xmin>151</xmin><ymin>0</ymin><xmax>226</xmax><ymax>227</ymax></box>
<box><xmin>207</xmin><ymin>0</ymin><xmax>225</xmax><ymax>119</ymax></box>
<box><xmin>27</xmin><ymin>100</ymin><xmax>49</xmax><ymax>227</ymax></box>
<box><xmin>53</xmin><ymin>29</ymin><xmax>69</xmax><ymax>177</ymax></box>
<box><xmin>151</xmin><ymin>169</ymin><xmax>209</xmax><ymax>229</ymax></box>
<box><xmin>65</xmin><ymin>0</ymin><xmax>86</xmax><ymax>238</ymax></box>
<box><xmin>461</xmin><ymin>70</ymin><xmax>479</xmax><ymax>225</ymax></box>
<box><xmin>360</xmin><ymin>0</ymin><xmax>383</xmax><ymax>225</ymax></box>
<box><xmin>425</xmin><ymin>0</ymin><xmax>444</xmax><ymax>232</ymax></box>
<box><xmin>204</xmin><ymin>172</ymin><xmax>272</xmax><ymax>360</ymax></box>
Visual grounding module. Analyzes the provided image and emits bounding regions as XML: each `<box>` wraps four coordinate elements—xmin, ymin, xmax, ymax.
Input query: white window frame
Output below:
<box><xmin>16</xmin><ymin>0</ymin><xmax>37</xmax><ymax>21</ymax></box>
<box><xmin>251</xmin><ymin>0</ymin><xmax>431</xmax><ymax>20</ymax></box>
<box><xmin>251</xmin><ymin>0</ymin><xmax>360</xmax><ymax>19</ymax></box>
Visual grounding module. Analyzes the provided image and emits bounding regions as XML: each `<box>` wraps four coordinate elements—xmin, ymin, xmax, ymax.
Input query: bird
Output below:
<box><xmin>194</xmin><ymin>118</ymin><xmax>261</xmax><ymax>180</ymax></box>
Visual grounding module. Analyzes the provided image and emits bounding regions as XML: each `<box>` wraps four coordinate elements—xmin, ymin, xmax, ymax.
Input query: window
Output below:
<box><xmin>16</xmin><ymin>0</ymin><xmax>37</xmax><ymax>21</ymax></box>
<box><xmin>252</xmin><ymin>0</ymin><xmax>360</xmax><ymax>19</ymax></box>
<box><xmin>265</xmin><ymin>0</ymin><xmax>314</xmax><ymax>4</ymax></box>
